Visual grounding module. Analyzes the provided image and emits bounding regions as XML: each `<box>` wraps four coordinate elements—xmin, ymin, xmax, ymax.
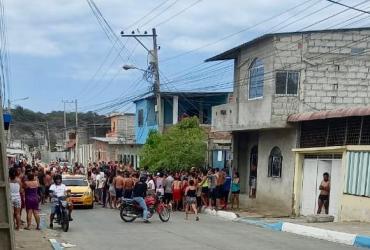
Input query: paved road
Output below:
<box><xmin>55</xmin><ymin>206</ymin><xmax>360</xmax><ymax>250</ymax></box>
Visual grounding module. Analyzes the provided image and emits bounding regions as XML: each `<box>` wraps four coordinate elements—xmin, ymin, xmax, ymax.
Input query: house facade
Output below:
<box><xmin>78</xmin><ymin>113</ymin><xmax>141</xmax><ymax>168</ymax></box>
<box><xmin>208</xmin><ymin>27</ymin><xmax>370</xmax><ymax>220</ymax></box>
<box><xmin>134</xmin><ymin>92</ymin><xmax>232</xmax><ymax>168</ymax></box>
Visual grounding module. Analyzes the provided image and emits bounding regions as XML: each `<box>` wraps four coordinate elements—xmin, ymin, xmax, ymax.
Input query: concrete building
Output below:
<box><xmin>87</xmin><ymin>113</ymin><xmax>141</xmax><ymax>168</ymax></box>
<box><xmin>207</xmin><ymin>27</ymin><xmax>370</xmax><ymax>218</ymax></box>
<box><xmin>134</xmin><ymin>92</ymin><xmax>232</xmax><ymax>168</ymax></box>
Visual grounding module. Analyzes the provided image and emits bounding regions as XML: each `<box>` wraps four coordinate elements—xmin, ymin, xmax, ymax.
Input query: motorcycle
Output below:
<box><xmin>119</xmin><ymin>194</ymin><xmax>171</xmax><ymax>223</ymax></box>
<box><xmin>51</xmin><ymin>196</ymin><xmax>70</xmax><ymax>232</ymax></box>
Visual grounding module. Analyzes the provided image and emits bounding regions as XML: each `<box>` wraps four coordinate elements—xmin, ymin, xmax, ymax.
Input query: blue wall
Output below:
<box><xmin>135</xmin><ymin>99</ymin><xmax>158</xmax><ymax>144</ymax></box>
<box><xmin>135</xmin><ymin>93</ymin><xmax>229</xmax><ymax>144</ymax></box>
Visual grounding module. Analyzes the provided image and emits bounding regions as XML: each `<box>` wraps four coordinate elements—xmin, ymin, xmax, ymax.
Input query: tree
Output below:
<box><xmin>140</xmin><ymin>117</ymin><xmax>206</xmax><ymax>173</ymax></box>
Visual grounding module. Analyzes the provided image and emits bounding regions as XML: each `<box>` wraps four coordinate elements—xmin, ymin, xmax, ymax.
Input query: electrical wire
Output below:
<box><xmin>155</xmin><ymin>0</ymin><xmax>204</xmax><ymax>27</ymax></box>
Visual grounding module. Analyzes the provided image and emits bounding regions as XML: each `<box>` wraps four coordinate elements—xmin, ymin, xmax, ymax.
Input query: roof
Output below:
<box><xmin>205</xmin><ymin>27</ymin><xmax>370</xmax><ymax>62</ymax></box>
<box><xmin>133</xmin><ymin>91</ymin><xmax>231</xmax><ymax>103</ymax></box>
<box><xmin>91</xmin><ymin>137</ymin><xmax>117</xmax><ymax>143</ymax></box>
<box><xmin>287</xmin><ymin>106</ymin><xmax>370</xmax><ymax>122</ymax></box>
<box><xmin>107</xmin><ymin>112</ymin><xmax>135</xmax><ymax>118</ymax></box>
<box><xmin>6</xmin><ymin>148</ymin><xmax>26</xmax><ymax>155</ymax></box>
<box><xmin>91</xmin><ymin>136</ymin><xmax>136</xmax><ymax>145</ymax></box>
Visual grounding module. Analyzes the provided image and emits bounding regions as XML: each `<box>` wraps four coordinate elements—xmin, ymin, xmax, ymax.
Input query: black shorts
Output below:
<box><xmin>116</xmin><ymin>188</ymin><xmax>123</xmax><ymax>198</ymax></box>
<box><xmin>232</xmin><ymin>190</ymin><xmax>240</xmax><ymax>194</ymax></box>
<box><xmin>216</xmin><ymin>185</ymin><xmax>223</xmax><ymax>199</ymax></box>
<box><xmin>209</xmin><ymin>188</ymin><xmax>217</xmax><ymax>201</ymax></box>
<box><xmin>318</xmin><ymin>195</ymin><xmax>329</xmax><ymax>203</ymax></box>
<box><xmin>196</xmin><ymin>196</ymin><xmax>202</xmax><ymax>207</ymax></box>
<box><xmin>124</xmin><ymin>189</ymin><xmax>132</xmax><ymax>199</ymax></box>
<box><xmin>164</xmin><ymin>193</ymin><xmax>173</xmax><ymax>203</ymax></box>
<box><xmin>201</xmin><ymin>187</ymin><xmax>209</xmax><ymax>195</ymax></box>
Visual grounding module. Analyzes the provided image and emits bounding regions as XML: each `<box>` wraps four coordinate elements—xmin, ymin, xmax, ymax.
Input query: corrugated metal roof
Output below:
<box><xmin>205</xmin><ymin>27</ymin><xmax>370</xmax><ymax>62</ymax></box>
<box><xmin>287</xmin><ymin>106</ymin><xmax>370</xmax><ymax>122</ymax></box>
<box><xmin>133</xmin><ymin>91</ymin><xmax>231</xmax><ymax>103</ymax></box>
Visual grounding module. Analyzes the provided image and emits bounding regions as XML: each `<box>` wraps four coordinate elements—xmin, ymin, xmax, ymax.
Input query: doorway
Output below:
<box><xmin>249</xmin><ymin>145</ymin><xmax>258</xmax><ymax>198</ymax></box>
<box><xmin>300</xmin><ymin>156</ymin><xmax>342</xmax><ymax>220</ymax></box>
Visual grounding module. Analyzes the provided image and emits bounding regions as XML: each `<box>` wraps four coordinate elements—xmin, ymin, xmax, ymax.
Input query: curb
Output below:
<box><xmin>238</xmin><ymin>219</ymin><xmax>370</xmax><ymax>248</ymax></box>
<box><xmin>354</xmin><ymin>235</ymin><xmax>370</xmax><ymax>248</ymax></box>
<box><xmin>202</xmin><ymin>208</ymin><xmax>238</xmax><ymax>220</ymax></box>
<box><xmin>202</xmin><ymin>208</ymin><xmax>370</xmax><ymax>248</ymax></box>
<box><xmin>49</xmin><ymin>239</ymin><xmax>63</xmax><ymax>250</ymax></box>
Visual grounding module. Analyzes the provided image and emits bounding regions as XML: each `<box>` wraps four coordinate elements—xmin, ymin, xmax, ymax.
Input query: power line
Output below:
<box><xmin>155</xmin><ymin>0</ymin><xmax>204</xmax><ymax>27</ymax></box>
<box><xmin>327</xmin><ymin>0</ymin><xmax>370</xmax><ymax>14</ymax></box>
<box><xmin>139</xmin><ymin>0</ymin><xmax>180</xmax><ymax>29</ymax></box>
<box><xmin>166</xmin><ymin>1</ymin><xmax>370</xmax><ymax>90</ymax></box>
<box><xmin>122</xmin><ymin>0</ymin><xmax>171</xmax><ymax>32</ymax></box>
<box><xmin>160</xmin><ymin>0</ymin><xmax>317</xmax><ymax>62</ymax></box>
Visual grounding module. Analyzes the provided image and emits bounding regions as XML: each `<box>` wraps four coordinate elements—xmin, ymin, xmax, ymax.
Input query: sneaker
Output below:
<box><xmin>144</xmin><ymin>220</ymin><xmax>151</xmax><ymax>223</ymax></box>
<box><xmin>196</xmin><ymin>216</ymin><xmax>199</xmax><ymax>221</ymax></box>
<box><xmin>49</xmin><ymin>223</ymin><xmax>53</xmax><ymax>229</ymax></box>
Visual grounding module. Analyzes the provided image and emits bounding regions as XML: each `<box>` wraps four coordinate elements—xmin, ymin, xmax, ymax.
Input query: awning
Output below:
<box><xmin>287</xmin><ymin>106</ymin><xmax>370</xmax><ymax>122</ymax></box>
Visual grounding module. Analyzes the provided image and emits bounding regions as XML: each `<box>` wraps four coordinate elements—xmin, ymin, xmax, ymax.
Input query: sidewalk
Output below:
<box><xmin>15</xmin><ymin>205</ymin><xmax>55</xmax><ymax>250</ymax></box>
<box><xmin>15</xmin><ymin>228</ymin><xmax>51</xmax><ymax>250</ymax></box>
<box><xmin>203</xmin><ymin>208</ymin><xmax>370</xmax><ymax>248</ymax></box>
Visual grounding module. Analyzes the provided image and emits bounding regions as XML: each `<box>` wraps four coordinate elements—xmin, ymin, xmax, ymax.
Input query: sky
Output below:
<box><xmin>5</xmin><ymin>0</ymin><xmax>370</xmax><ymax>114</ymax></box>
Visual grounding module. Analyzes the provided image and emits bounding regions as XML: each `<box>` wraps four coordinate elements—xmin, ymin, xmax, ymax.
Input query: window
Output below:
<box><xmin>138</xmin><ymin>109</ymin><xmax>144</xmax><ymax>127</ymax></box>
<box><xmin>276</xmin><ymin>71</ymin><xmax>299</xmax><ymax>95</ymax></box>
<box><xmin>268</xmin><ymin>147</ymin><xmax>282</xmax><ymax>178</ymax></box>
<box><xmin>344</xmin><ymin>151</ymin><xmax>370</xmax><ymax>197</ymax></box>
<box><xmin>249</xmin><ymin>58</ymin><xmax>264</xmax><ymax>99</ymax></box>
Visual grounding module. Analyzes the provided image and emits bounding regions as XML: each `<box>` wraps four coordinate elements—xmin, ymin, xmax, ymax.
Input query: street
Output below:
<box><xmin>54</xmin><ymin>206</ymin><xmax>358</xmax><ymax>250</ymax></box>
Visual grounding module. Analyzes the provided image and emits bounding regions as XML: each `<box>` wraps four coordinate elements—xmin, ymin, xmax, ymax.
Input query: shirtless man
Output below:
<box><xmin>114</xmin><ymin>171</ymin><xmax>125</xmax><ymax>207</ymax></box>
<box><xmin>317</xmin><ymin>172</ymin><xmax>330</xmax><ymax>214</ymax></box>
<box><xmin>123</xmin><ymin>172</ymin><xmax>134</xmax><ymax>198</ymax></box>
<box><xmin>215</xmin><ymin>168</ymin><xmax>225</xmax><ymax>209</ymax></box>
<box><xmin>44</xmin><ymin>171</ymin><xmax>53</xmax><ymax>202</ymax></box>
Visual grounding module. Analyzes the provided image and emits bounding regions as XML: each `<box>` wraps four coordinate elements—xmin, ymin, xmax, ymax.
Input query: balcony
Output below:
<box><xmin>211</xmin><ymin>103</ymin><xmax>237</xmax><ymax>132</ymax></box>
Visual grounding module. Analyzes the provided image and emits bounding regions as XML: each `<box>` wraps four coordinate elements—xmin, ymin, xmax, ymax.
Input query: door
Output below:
<box><xmin>300</xmin><ymin>157</ymin><xmax>342</xmax><ymax>221</ymax></box>
<box><xmin>249</xmin><ymin>146</ymin><xmax>258</xmax><ymax>198</ymax></box>
<box><xmin>328</xmin><ymin>159</ymin><xmax>342</xmax><ymax>220</ymax></box>
<box><xmin>315</xmin><ymin>160</ymin><xmax>332</xmax><ymax>212</ymax></box>
<box><xmin>301</xmin><ymin>159</ymin><xmax>318</xmax><ymax>216</ymax></box>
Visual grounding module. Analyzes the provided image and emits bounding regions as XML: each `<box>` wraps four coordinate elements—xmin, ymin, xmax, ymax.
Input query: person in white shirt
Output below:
<box><xmin>95</xmin><ymin>171</ymin><xmax>106</xmax><ymax>204</ymax></box>
<box><xmin>49</xmin><ymin>174</ymin><xmax>68</xmax><ymax>229</ymax></box>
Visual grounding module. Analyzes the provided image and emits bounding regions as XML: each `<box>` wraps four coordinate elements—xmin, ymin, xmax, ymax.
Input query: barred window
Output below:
<box><xmin>268</xmin><ymin>147</ymin><xmax>282</xmax><ymax>178</ymax></box>
<box><xmin>276</xmin><ymin>71</ymin><xmax>299</xmax><ymax>95</ymax></box>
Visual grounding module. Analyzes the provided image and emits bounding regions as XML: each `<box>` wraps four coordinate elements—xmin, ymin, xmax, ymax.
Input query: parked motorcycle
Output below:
<box><xmin>52</xmin><ymin>196</ymin><xmax>70</xmax><ymax>232</ymax></box>
<box><xmin>119</xmin><ymin>194</ymin><xmax>171</xmax><ymax>223</ymax></box>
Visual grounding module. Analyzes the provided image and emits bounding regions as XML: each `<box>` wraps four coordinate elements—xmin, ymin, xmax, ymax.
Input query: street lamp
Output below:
<box><xmin>122</xmin><ymin>64</ymin><xmax>147</xmax><ymax>72</ymax></box>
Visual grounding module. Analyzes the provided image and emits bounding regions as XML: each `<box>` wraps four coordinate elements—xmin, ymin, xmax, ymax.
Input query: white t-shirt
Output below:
<box><xmin>49</xmin><ymin>184</ymin><xmax>67</xmax><ymax>197</ymax></box>
<box><xmin>96</xmin><ymin>172</ymin><xmax>105</xmax><ymax>189</ymax></box>
<box><xmin>146</xmin><ymin>179</ymin><xmax>155</xmax><ymax>190</ymax></box>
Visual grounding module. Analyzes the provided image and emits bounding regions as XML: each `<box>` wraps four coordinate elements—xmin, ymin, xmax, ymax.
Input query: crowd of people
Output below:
<box><xmin>86</xmin><ymin>162</ymin><xmax>241</xmax><ymax>221</ymax></box>
<box><xmin>8</xmin><ymin>159</ymin><xmax>241</xmax><ymax>229</ymax></box>
<box><xmin>8</xmin><ymin>160</ymin><xmax>78</xmax><ymax>230</ymax></box>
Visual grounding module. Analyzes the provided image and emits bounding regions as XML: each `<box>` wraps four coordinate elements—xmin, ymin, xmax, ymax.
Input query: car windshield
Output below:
<box><xmin>63</xmin><ymin>179</ymin><xmax>87</xmax><ymax>186</ymax></box>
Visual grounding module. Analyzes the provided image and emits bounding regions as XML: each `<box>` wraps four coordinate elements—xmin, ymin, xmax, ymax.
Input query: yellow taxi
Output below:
<box><xmin>62</xmin><ymin>174</ymin><xmax>94</xmax><ymax>208</ymax></box>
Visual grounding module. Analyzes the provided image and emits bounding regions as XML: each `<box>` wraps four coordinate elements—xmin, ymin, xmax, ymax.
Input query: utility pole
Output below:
<box><xmin>46</xmin><ymin>121</ymin><xmax>51</xmax><ymax>152</ymax></box>
<box><xmin>62</xmin><ymin>100</ymin><xmax>75</xmax><ymax>142</ymax></box>
<box><xmin>75</xmin><ymin>99</ymin><xmax>79</xmax><ymax>164</ymax></box>
<box><xmin>63</xmin><ymin>101</ymin><xmax>67</xmax><ymax>142</ymax></box>
<box><xmin>121</xmin><ymin>28</ymin><xmax>163</xmax><ymax>133</ymax></box>
<box><xmin>0</xmin><ymin>96</ymin><xmax>15</xmax><ymax>249</ymax></box>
